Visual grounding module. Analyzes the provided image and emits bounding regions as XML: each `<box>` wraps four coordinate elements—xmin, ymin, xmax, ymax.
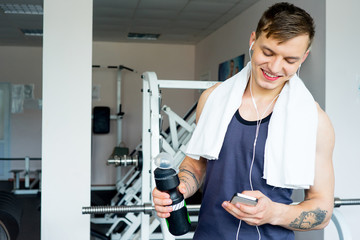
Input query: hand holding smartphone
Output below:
<box><xmin>230</xmin><ymin>193</ymin><xmax>258</xmax><ymax>206</ymax></box>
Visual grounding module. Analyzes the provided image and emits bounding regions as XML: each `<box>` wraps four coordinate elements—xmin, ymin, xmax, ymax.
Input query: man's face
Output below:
<box><xmin>250</xmin><ymin>32</ymin><xmax>309</xmax><ymax>93</ymax></box>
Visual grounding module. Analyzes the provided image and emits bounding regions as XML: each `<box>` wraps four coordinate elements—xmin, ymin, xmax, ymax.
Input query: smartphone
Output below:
<box><xmin>230</xmin><ymin>193</ymin><xmax>258</xmax><ymax>206</ymax></box>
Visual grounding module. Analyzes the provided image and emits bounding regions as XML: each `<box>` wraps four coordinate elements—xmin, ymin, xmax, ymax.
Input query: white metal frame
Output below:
<box><xmin>141</xmin><ymin>72</ymin><xmax>218</xmax><ymax>240</ymax></box>
<box><xmin>89</xmin><ymin>72</ymin><xmax>212</xmax><ymax>239</ymax></box>
<box><xmin>331</xmin><ymin>209</ymin><xmax>352</xmax><ymax>240</ymax></box>
<box><xmin>161</xmin><ymin>105</ymin><xmax>197</xmax><ymax>169</ymax></box>
<box><xmin>11</xmin><ymin>156</ymin><xmax>41</xmax><ymax>195</ymax></box>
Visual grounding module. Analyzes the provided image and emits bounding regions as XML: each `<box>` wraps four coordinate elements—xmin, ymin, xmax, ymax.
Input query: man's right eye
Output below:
<box><xmin>263</xmin><ymin>51</ymin><xmax>272</xmax><ymax>57</ymax></box>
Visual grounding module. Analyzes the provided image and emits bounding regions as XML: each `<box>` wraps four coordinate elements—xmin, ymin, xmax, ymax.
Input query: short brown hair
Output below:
<box><xmin>256</xmin><ymin>2</ymin><xmax>315</xmax><ymax>49</ymax></box>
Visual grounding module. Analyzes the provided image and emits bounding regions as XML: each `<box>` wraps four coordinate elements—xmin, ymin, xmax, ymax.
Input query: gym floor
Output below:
<box><xmin>0</xmin><ymin>181</ymin><xmax>40</xmax><ymax>240</ymax></box>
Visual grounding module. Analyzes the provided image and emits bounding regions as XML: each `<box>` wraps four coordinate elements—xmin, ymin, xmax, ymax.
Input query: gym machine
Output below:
<box><xmin>84</xmin><ymin>196</ymin><xmax>360</xmax><ymax>240</ymax></box>
<box><xmin>91</xmin><ymin>64</ymin><xmax>138</xmax><ymax>192</ymax></box>
<box><xmin>331</xmin><ymin>198</ymin><xmax>360</xmax><ymax>240</ymax></box>
<box><xmin>140</xmin><ymin>72</ymin><xmax>218</xmax><ymax>239</ymax></box>
<box><xmin>84</xmin><ymin>72</ymin><xmax>217</xmax><ymax>239</ymax></box>
<box><xmin>0</xmin><ymin>157</ymin><xmax>41</xmax><ymax>195</ymax></box>
<box><xmin>92</xmin><ymin>65</ymin><xmax>136</xmax><ymax>145</ymax></box>
<box><xmin>0</xmin><ymin>191</ymin><xmax>22</xmax><ymax>240</ymax></box>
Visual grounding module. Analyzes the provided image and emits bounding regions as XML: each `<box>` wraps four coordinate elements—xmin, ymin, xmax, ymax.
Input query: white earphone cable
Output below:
<box><xmin>236</xmin><ymin>65</ymin><xmax>279</xmax><ymax>240</ymax></box>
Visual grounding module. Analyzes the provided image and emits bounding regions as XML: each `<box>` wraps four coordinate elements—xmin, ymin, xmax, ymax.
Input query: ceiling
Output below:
<box><xmin>0</xmin><ymin>0</ymin><xmax>259</xmax><ymax>46</ymax></box>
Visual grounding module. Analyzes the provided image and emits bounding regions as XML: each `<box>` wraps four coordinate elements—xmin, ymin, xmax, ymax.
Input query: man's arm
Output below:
<box><xmin>285</xmin><ymin>104</ymin><xmax>335</xmax><ymax>230</ymax></box>
<box><xmin>178</xmin><ymin>156</ymin><xmax>207</xmax><ymax>199</ymax></box>
<box><xmin>152</xmin><ymin>82</ymin><xmax>221</xmax><ymax>218</ymax></box>
<box><xmin>222</xmin><ymin>103</ymin><xmax>335</xmax><ymax>231</ymax></box>
<box><xmin>178</xmin><ymin>83</ymin><xmax>221</xmax><ymax>199</ymax></box>
<box><xmin>152</xmin><ymin>155</ymin><xmax>206</xmax><ymax>218</ymax></box>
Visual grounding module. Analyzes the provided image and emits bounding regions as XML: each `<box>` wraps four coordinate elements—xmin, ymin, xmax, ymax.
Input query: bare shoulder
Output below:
<box><xmin>196</xmin><ymin>82</ymin><xmax>221</xmax><ymax>123</ymax></box>
<box><xmin>315</xmin><ymin>103</ymin><xmax>335</xmax><ymax>151</ymax></box>
<box><xmin>199</xmin><ymin>82</ymin><xmax>221</xmax><ymax>103</ymax></box>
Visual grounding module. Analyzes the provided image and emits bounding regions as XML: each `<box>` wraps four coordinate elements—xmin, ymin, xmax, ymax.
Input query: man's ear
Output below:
<box><xmin>301</xmin><ymin>49</ymin><xmax>310</xmax><ymax>63</ymax></box>
<box><xmin>249</xmin><ymin>32</ymin><xmax>256</xmax><ymax>48</ymax></box>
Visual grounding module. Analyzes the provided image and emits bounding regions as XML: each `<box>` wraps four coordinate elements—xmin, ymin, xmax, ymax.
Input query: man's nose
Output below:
<box><xmin>268</xmin><ymin>57</ymin><xmax>282</xmax><ymax>74</ymax></box>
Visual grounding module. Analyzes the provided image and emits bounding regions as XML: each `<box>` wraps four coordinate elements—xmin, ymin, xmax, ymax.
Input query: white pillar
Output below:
<box><xmin>41</xmin><ymin>0</ymin><xmax>92</xmax><ymax>239</ymax></box>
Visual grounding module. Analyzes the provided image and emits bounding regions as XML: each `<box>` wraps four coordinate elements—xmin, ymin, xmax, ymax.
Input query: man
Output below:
<box><xmin>153</xmin><ymin>2</ymin><xmax>334</xmax><ymax>239</ymax></box>
<box><xmin>226</xmin><ymin>59</ymin><xmax>235</xmax><ymax>79</ymax></box>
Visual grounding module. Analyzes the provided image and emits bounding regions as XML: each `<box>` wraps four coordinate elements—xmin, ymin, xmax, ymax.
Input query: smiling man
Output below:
<box><xmin>153</xmin><ymin>2</ymin><xmax>335</xmax><ymax>240</ymax></box>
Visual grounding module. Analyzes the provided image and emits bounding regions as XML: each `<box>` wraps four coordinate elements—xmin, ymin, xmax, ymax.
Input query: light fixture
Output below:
<box><xmin>21</xmin><ymin>29</ymin><xmax>43</xmax><ymax>37</ymax></box>
<box><xmin>0</xmin><ymin>4</ymin><xmax>43</xmax><ymax>15</ymax></box>
<box><xmin>127</xmin><ymin>32</ymin><xmax>160</xmax><ymax>40</ymax></box>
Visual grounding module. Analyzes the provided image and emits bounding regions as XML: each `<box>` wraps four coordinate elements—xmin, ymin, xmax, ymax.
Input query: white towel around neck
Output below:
<box><xmin>186</xmin><ymin>62</ymin><xmax>318</xmax><ymax>189</ymax></box>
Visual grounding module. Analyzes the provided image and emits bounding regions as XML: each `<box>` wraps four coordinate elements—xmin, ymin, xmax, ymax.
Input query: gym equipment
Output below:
<box><xmin>93</xmin><ymin>106</ymin><xmax>111</xmax><ymax>134</ymax></box>
<box><xmin>90</xmin><ymin>150</ymin><xmax>144</xmax><ymax>240</ymax></box>
<box><xmin>83</xmin><ymin>204</ymin><xmax>201</xmax><ymax>216</ymax></box>
<box><xmin>107</xmin><ymin>151</ymin><xmax>142</xmax><ymax>170</ymax></box>
<box><xmin>92</xmin><ymin>64</ymin><xmax>136</xmax><ymax>145</ymax></box>
<box><xmin>332</xmin><ymin>198</ymin><xmax>360</xmax><ymax>240</ymax></box>
<box><xmin>92</xmin><ymin>64</ymin><xmax>137</xmax><ymax>202</ymax></box>
<box><xmin>140</xmin><ymin>72</ymin><xmax>218</xmax><ymax>240</ymax></box>
<box><xmin>0</xmin><ymin>191</ymin><xmax>22</xmax><ymax>240</ymax></box>
<box><xmin>85</xmin><ymin>71</ymin><xmax>360</xmax><ymax>240</ymax></box>
<box><xmin>85</xmin><ymin>72</ymin><xmax>217</xmax><ymax>240</ymax></box>
<box><xmin>334</xmin><ymin>198</ymin><xmax>360</xmax><ymax>208</ymax></box>
<box><xmin>0</xmin><ymin>157</ymin><xmax>41</xmax><ymax>195</ymax></box>
<box><xmin>83</xmin><ymin>197</ymin><xmax>360</xmax><ymax>240</ymax></box>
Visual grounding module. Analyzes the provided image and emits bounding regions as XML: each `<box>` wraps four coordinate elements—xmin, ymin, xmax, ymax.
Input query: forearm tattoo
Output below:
<box><xmin>289</xmin><ymin>208</ymin><xmax>328</xmax><ymax>230</ymax></box>
<box><xmin>179</xmin><ymin>167</ymin><xmax>200</xmax><ymax>196</ymax></box>
<box><xmin>179</xmin><ymin>175</ymin><xmax>194</xmax><ymax>195</ymax></box>
<box><xmin>179</xmin><ymin>168</ymin><xmax>200</xmax><ymax>188</ymax></box>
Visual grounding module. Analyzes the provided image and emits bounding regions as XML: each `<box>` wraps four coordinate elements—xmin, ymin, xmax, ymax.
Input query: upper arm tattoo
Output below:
<box><xmin>289</xmin><ymin>208</ymin><xmax>328</xmax><ymax>230</ymax></box>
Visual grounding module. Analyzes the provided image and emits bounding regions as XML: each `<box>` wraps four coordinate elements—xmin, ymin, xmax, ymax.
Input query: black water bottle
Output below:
<box><xmin>154</xmin><ymin>153</ymin><xmax>191</xmax><ymax>236</ymax></box>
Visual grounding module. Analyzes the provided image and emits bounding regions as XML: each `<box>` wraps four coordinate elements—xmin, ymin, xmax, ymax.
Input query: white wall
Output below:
<box><xmin>41</xmin><ymin>0</ymin><xmax>92</xmax><ymax>239</ymax></box>
<box><xmin>0</xmin><ymin>46</ymin><xmax>42</xmax><ymax>174</ymax></box>
<box><xmin>91</xmin><ymin>42</ymin><xmax>196</xmax><ymax>185</ymax></box>
<box><xmin>0</xmin><ymin>42</ymin><xmax>196</xmax><ymax>187</ymax></box>
<box><xmin>0</xmin><ymin>41</ymin><xmax>196</xmax><ymax>186</ymax></box>
<box><xmin>325</xmin><ymin>0</ymin><xmax>360</xmax><ymax>239</ymax></box>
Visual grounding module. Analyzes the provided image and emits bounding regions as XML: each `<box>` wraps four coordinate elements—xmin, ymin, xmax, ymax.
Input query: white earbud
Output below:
<box><xmin>249</xmin><ymin>41</ymin><xmax>255</xmax><ymax>51</ymax></box>
<box><xmin>249</xmin><ymin>41</ymin><xmax>255</xmax><ymax>60</ymax></box>
<box><xmin>297</xmin><ymin>63</ymin><xmax>302</xmax><ymax>76</ymax></box>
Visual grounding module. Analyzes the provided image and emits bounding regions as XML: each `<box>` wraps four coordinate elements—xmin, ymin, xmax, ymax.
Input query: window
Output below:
<box><xmin>0</xmin><ymin>83</ymin><xmax>11</xmax><ymax>179</ymax></box>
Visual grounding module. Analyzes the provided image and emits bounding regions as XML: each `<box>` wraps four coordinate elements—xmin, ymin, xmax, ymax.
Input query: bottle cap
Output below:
<box><xmin>154</xmin><ymin>152</ymin><xmax>174</xmax><ymax>169</ymax></box>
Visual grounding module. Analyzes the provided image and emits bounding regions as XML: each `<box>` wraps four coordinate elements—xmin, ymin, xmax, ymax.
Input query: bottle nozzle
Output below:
<box><xmin>154</xmin><ymin>152</ymin><xmax>174</xmax><ymax>169</ymax></box>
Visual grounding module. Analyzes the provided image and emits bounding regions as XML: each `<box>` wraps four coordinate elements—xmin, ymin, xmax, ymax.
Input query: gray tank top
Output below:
<box><xmin>193</xmin><ymin>110</ymin><xmax>294</xmax><ymax>240</ymax></box>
